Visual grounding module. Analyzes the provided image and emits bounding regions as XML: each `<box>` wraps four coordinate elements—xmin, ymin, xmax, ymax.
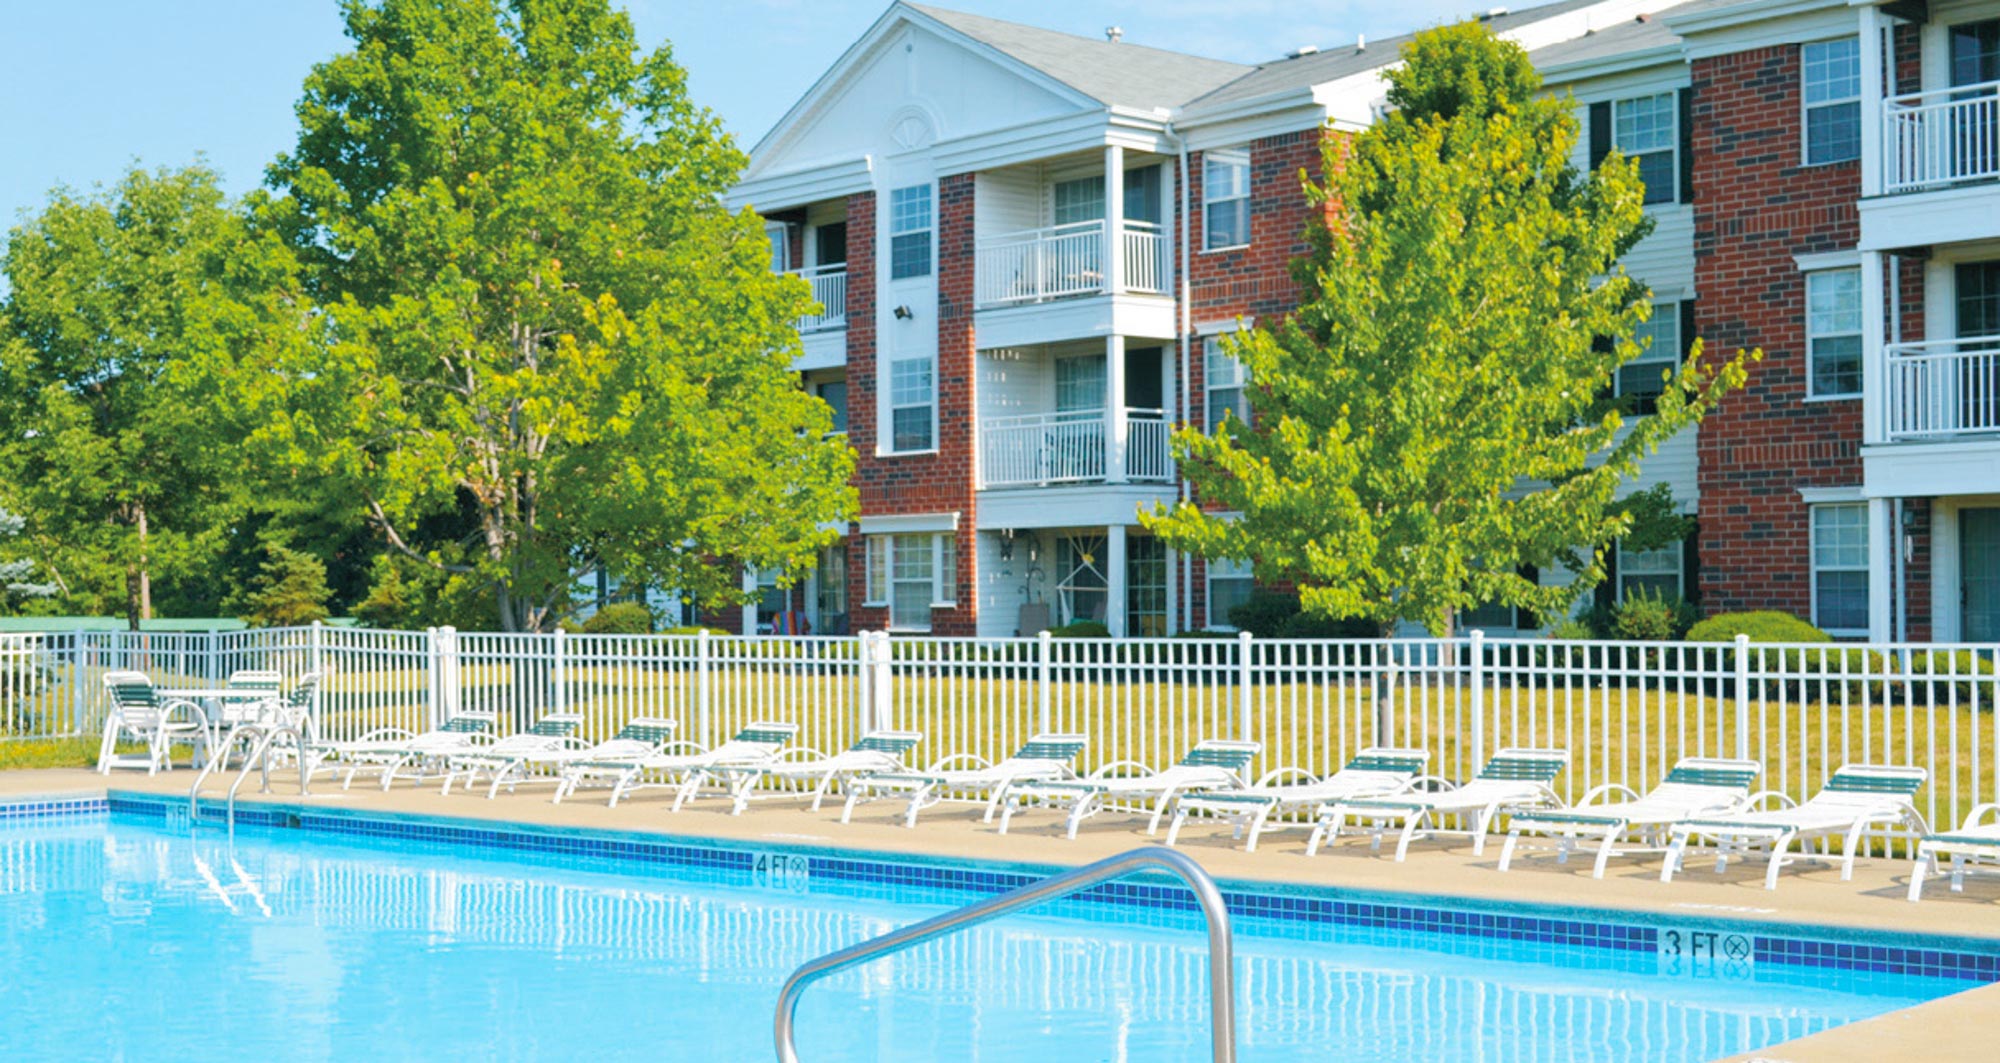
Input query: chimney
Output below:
<box><xmin>1105</xmin><ymin>25</ymin><xmax>1122</xmax><ymax>43</ymax></box>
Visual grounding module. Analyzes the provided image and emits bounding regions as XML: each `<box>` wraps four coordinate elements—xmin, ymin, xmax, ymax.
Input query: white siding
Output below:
<box><xmin>976</xmin><ymin>530</ymin><xmax>1054</xmax><ymax>638</ymax></box>
<box><xmin>974</xmin><ymin>167</ymin><xmax>1043</xmax><ymax>239</ymax></box>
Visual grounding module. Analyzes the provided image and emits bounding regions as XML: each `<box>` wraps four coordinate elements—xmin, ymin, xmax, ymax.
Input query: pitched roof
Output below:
<box><xmin>1529</xmin><ymin>9</ymin><xmax>1689</xmax><ymax>71</ymax></box>
<box><xmin>1183</xmin><ymin>0</ymin><xmax>1618</xmax><ymax>111</ymax></box>
<box><xmin>905</xmin><ymin>4</ymin><xmax>1250</xmax><ymax>109</ymax></box>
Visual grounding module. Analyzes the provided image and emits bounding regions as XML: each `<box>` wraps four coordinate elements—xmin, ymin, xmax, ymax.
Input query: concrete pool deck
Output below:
<box><xmin>8</xmin><ymin>766</ymin><xmax>2000</xmax><ymax>1060</ymax></box>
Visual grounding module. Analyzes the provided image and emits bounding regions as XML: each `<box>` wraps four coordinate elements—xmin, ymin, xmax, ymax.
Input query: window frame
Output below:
<box><xmin>1810</xmin><ymin>502</ymin><xmax>1871</xmax><ymax>636</ymax></box>
<box><xmin>1801</xmin><ymin>37</ymin><xmax>1862</xmax><ymax>167</ymax></box>
<box><xmin>1203</xmin><ymin>335</ymin><xmax>1252</xmax><ymax>429</ymax></box>
<box><xmin>1616</xmin><ymin>541</ymin><xmax>1685</xmax><ymax>602</ymax></box>
<box><xmin>862</xmin><ymin>533</ymin><xmax>956</xmax><ymax>631</ymax></box>
<box><xmin>1202</xmin><ymin>149</ymin><xmax>1251</xmax><ymax>252</ymax></box>
<box><xmin>1805</xmin><ymin>268</ymin><xmax>1864</xmax><ymax>399</ymax></box>
<box><xmin>812</xmin><ymin>377</ymin><xmax>848</xmax><ymax>437</ymax></box>
<box><xmin>1615</xmin><ymin>301</ymin><xmax>1682</xmax><ymax>413</ymax></box>
<box><xmin>888</xmin><ymin>184</ymin><xmax>933</xmax><ymax>280</ymax></box>
<box><xmin>888</xmin><ymin>355</ymin><xmax>936</xmax><ymax>452</ymax></box>
<box><xmin>1204</xmin><ymin>557</ymin><xmax>1255</xmax><ymax>631</ymax></box>
<box><xmin>1612</xmin><ymin>93</ymin><xmax>1678</xmax><ymax>205</ymax></box>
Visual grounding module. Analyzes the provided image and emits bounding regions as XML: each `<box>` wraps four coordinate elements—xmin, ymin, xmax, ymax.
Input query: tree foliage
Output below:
<box><xmin>0</xmin><ymin>506</ymin><xmax>58</xmax><ymax>610</ymax></box>
<box><xmin>232</xmin><ymin>543</ymin><xmax>335</xmax><ymax>628</ymax></box>
<box><xmin>1142</xmin><ymin>23</ymin><xmax>1753</xmax><ymax>635</ymax></box>
<box><xmin>236</xmin><ymin>0</ymin><xmax>856</xmax><ymax>632</ymax></box>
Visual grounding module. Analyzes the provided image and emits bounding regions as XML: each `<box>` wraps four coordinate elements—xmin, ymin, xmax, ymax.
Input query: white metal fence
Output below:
<box><xmin>1884</xmin><ymin>335</ymin><xmax>2000</xmax><ymax>438</ymax></box>
<box><xmin>1883</xmin><ymin>79</ymin><xmax>2000</xmax><ymax>193</ymax></box>
<box><xmin>8</xmin><ymin>625</ymin><xmax>1996</xmax><ymax>843</ymax></box>
<box><xmin>787</xmin><ymin>264</ymin><xmax>847</xmax><ymax>332</ymax></box>
<box><xmin>978</xmin><ymin>408</ymin><xmax>1174</xmax><ymax>488</ymax></box>
<box><xmin>974</xmin><ymin>221</ymin><xmax>1168</xmax><ymax>307</ymax></box>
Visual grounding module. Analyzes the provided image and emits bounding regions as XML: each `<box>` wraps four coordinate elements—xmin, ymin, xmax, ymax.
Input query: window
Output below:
<box><xmin>1204</xmin><ymin>336</ymin><xmax>1251</xmax><ymax>428</ymax></box>
<box><xmin>1052</xmin><ymin>176</ymin><xmax>1104</xmax><ymax>228</ymax></box>
<box><xmin>1128</xmin><ymin>537</ymin><xmax>1168</xmax><ymax>638</ymax></box>
<box><xmin>754</xmin><ymin>568</ymin><xmax>788</xmax><ymax>625</ymax></box>
<box><xmin>1206</xmin><ymin>558</ymin><xmax>1254</xmax><ymax>629</ymax></box>
<box><xmin>766</xmin><ymin>222</ymin><xmax>790</xmax><ymax>272</ymax></box>
<box><xmin>1614</xmin><ymin>94</ymin><xmax>1677</xmax><ymax>205</ymax></box>
<box><xmin>1203</xmin><ymin>150</ymin><xmax>1250</xmax><ymax>250</ymax></box>
<box><xmin>890</xmin><ymin>356</ymin><xmax>934</xmax><ymax>450</ymax></box>
<box><xmin>1054</xmin><ymin>356</ymin><xmax>1106</xmax><ymax>414</ymax></box>
<box><xmin>1811</xmin><ymin>503</ymin><xmax>1870</xmax><ymax>634</ymax></box>
<box><xmin>1803</xmin><ymin>38</ymin><xmax>1861</xmax><ymax>165</ymax></box>
<box><xmin>864</xmin><ymin>534</ymin><xmax>955</xmax><ymax>631</ymax></box>
<box><xmin>815</xmin><ymin>544</ymin><xmax>847</xmax><ymax>629</ymax></box>
<box><xmin>1617</xmin><ymin>302</ymin><xmax>1681</xmax><ymax>413</ymax></box>
<box><xmin>1806</xmin><ymin>269</ymin><xmax>1862</xmax><ymax>397</ymax></box>
<box><xmin>1618</xmin><ymin>543</ymin><xmax>1684</xmax><ymax>601</ymax></box>
<box><xmin>889</xmin><ymin>184</ymin><xmax>932</xmax><ymax>279</ymax></box>
<box><xmin>814</xmin><ymin>379</ymin><xmax>847</xmax><ymax>435</ymax></box>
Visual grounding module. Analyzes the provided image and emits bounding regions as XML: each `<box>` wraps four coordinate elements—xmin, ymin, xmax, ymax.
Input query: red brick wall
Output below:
<box><xmin>1691</xmin><ymin>45</ymin><xmax>1865</xmax><ymax>620</ymax></box>
<box><xmin>844</xmin><ymin>177</ymin><xmax>978</xmax><ymax>636</ymax></box>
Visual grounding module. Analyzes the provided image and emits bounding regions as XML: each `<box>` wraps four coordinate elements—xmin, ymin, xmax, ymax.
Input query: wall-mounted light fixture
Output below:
<box><xmin>893</xmin><ymin>305</ymin><xmax>914</xmax><ymax>320</ymax></box>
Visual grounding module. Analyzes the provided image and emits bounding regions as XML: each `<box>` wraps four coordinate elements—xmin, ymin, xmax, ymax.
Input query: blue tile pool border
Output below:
<box><xmin>0</xmin><ymin>793</ymin><xmax>108</xmax><ymax>821</ymax></box>
<box><xmin>39</xmin><ymin>789</ymin><xmax>2000</xmax><ymax>985</ymax></box>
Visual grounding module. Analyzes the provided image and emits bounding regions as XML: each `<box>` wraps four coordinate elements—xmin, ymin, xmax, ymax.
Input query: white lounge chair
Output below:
<box><xmin>437</xmin><ymin>712</ymin><xmax>587</xmax><ymax>797</ymax></box>
<box><xmin>997</xmin><ymin>739</ymin><xmax>1263</xmax><ymax>839</ymax></box>
<box><xmin>97</xmin><ymin>672</ymin><xmax>210</xmax><ymax>774</ymax></box>
<box><xmin>495</xmin><ymin>716</ymin><xmax>678</xmax><ymax>802</ymax></box>
<box><xmin>1497</xmin><ymin>757</ymin><xmax>1762</xmax><ymax>878</ymax></box>
<box><xmin>1308</xmin><ymin>747</ymin><xmax>1570</xmax><ymax>860</ymax></box>
<box><xmin>1163</xmin><ymin>747</ymin><xmax>1431</xmax><ymax>851</ymax></box>
<box><xmin>1909</xmin><ymin>804</ymin><xmax>2000</xmax><ymax>901</ymax></box>
<box><xmin>1661</xmin><ymin>764</ymin><xmax>1930</xmax><ymax>890</ymax></box>
<box><xmin>841</xmin><ymin>733</ymin><xmax>1089</xmax><ymax>828</ymax></box>
<box><xmin>551</xmin><ymin>720</ymin><xmax>790</xmax><ymax>807</ymax></box>
<box><xmin>622</xmin><ymin>721</ymin><xmax>802</xmax><ymax>810</ymax></box>
<box><xmin>321</xmin><ymin>711</ymin><xmax>498</xmax><ymax>790</ymax></box>
<box><xmin>714</xmin><ymin>730</ymin><xmax>925</xmax><ymax>814</ymax></box>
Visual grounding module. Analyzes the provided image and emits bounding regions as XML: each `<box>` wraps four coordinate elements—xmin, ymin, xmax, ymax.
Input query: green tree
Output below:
<box><xmin>0</xmin><ymin>505</ymin><xmax>58</xmax><ymax>611</ymax></box>
<box><xmin>238</xmin><ymin>0</ymin><xmax>855</xmax><ymax>632</ymax></box>
<box><xmin>1143</xmin><ymin>23</ymin><xmax>1752</xmax><ymax>635</ymax></box>
<box><xmin>233</xmin><ymin>543</ymin><xmax>335</xmax><ymax>627</ymax></box>
<box><xmin>0</xmin><ymin>165</ymin><xmax>264</xmax><ymax>628</ymax></box>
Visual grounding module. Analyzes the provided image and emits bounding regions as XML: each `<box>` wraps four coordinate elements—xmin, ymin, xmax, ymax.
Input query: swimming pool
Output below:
<box><xmin>0</xmin><ymin>797</ymin><xmax>1985</xmax><ymax>1061</ymax></box>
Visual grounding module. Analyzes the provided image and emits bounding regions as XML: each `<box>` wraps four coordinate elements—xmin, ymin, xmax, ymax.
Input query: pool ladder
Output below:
<box><xmin>772</xmin><ymin>846</ymin><xmax>1237</xmax><ymax>1062</ymax></box>
<box><xmin>188</xmin><ymin>715</ymin><xmax>319</xmax><ymax>833</ymax></box>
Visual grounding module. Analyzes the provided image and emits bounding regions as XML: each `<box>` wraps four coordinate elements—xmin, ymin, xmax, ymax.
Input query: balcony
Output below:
<box><xmin>1884</xmin><ymin>336</ymin><xmax>2000</xmax><ymax>440</ymax></box>
<box><xmin>1883</xmin><ymin>80</ymin><xmax>2000</xmax><ymax>195</ymax></box>
<box><xmin>979</xmin><ymin>408</ymin><xmax>1172</xmax><ymax>489</ymax></box>
<box><xmin>788</xmin><ymin>264</ymin><xmax>847</xmax><ymax>332</ymax></box>
<box><xmin>974</xmin><ymin>221</ymin><xmax>1167</xmax><ymax>309</ymax></box>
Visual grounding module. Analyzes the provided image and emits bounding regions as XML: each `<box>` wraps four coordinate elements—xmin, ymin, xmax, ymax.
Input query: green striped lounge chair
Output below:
<box><xmin>331</xmin><ymin>711</ymin><xmax>498</xmax><ymax>791</ymax></box>
<box><xmin>628</xmin><ymin>721</ymin><xmax>804</xmax><ymax>811</ymax></box>
<box><xmin>97</xmin><ymin>671</ymin><xmax>210</xmax><ymax>775</ymax></box>
<box><xmin>1162</xmin><ymin>747</ymin><xmax>1430</xmax><ymax>852</ymax></box>
<box><xmin>1496</xmin><ymin>757</ymin><xmax>1762</xmax><ymax>879</ymax></box>
<box><xmin>998</xmin><ymin>739</ymin><xmax>1263</xmax><ymax>840</ymax></box>
<box><xmin>1661</xmin><ymin>764</ymin><xmax>1930</xmax><ymax>891</ymax></box>
<box><xmin>437</xmin><ymin>712</ymin><xmax>587</xmax><ymax>798</ymax></box>
<box><xmin>1909</xmin><ymin>804</ymin><xmax>2000</xmax><ymax>901</ymax></box>
<box><xmin>841</xmin><ymin>733</ymin><xmax>1089</xmax><ymax>829</ymax></box>
<box><xmin>719</xmin><ymin>730</ymin><xmax>926</xmax><ymax>815</ymax></box>
<box><xmin>1308</xmin><ymin>748</ymin><xmax>1570</xmax><ymax>861</ymax></box>
<box><xmin>538</xmin><ymin>717</ymin><xmax>681</xmax><ymax>804</ymax></box>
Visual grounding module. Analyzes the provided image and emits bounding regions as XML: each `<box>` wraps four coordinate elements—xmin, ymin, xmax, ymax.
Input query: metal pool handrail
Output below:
<box><xmin>772</xmin><ymin>846</ymin><xmax>1237</xmax><ymax>1062</ymax></box>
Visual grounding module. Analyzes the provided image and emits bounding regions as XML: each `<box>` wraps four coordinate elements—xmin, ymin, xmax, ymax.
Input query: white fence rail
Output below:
<box><xmin>1884</xmin><ymin>336</ymin><xmax>2000</xmax><ymax>438</ymax></box>
<box><xmin>1884</xmin><ymin>80</ymin><xmax>2000</xmax><ymax>194</ymax></box>
<box><xmin>787</xmin><ymin>264</ymin><xmax>847</xmax><ymax>332</ymax></box>
<box><xmin>973</xmin><ymin>221</ymin><xmax>1167</xmax><ymax>308</ymax></box>
<box><xmin>8</xmin><ymin>625</ymin><xmax>1997</xmax><ymax>847</ymax></box>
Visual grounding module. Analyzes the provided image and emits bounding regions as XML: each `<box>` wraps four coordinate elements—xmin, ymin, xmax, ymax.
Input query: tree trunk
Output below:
<box><xmin>136</xmin><ymin>504</ymin><xmax>152</xmax><ymax>622</ymax></box>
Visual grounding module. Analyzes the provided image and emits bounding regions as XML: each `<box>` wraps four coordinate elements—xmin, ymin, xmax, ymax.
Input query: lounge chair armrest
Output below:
<box><xmin>1087</xmin><ymin>760</ymin><xmax>1155</xmax><ymax>781</ymax></box>
<box><xmin>1577</xmin><ymin>782</ymin><xmax>1639</xmax><ymax>807</ymax></box>
<box><xmin>924</xmin><ymin>753</ymin><xmax>993</xmax><ymax>772</ymax></box>
<box><xmin>654</xmin><ymin>740</ymin><xmax>708</xmax><ymax>755</ymax></box>
<box><xmin>1407</xmin><ymin>774</ymin><xmax>1458</xmax><ymax>794</ymax></box>
<box><xmin>357</xmin><ymin>727</ymin><xmax>417</xmax><ymax>742</ymax></box>
<box><xmin>1959</xmin><ymin>803</ymin><xmax>2000</xmax><ymax>830</ymax></box>
<box><xmin>1251</xmin><ymin>765</ymin><xmax>1317</xmax><ymax>787</ymax></box>
<box><xmin>774</xmin><ymin>746</ymin><xmax>832</xmax><ymax>764</ymax></box>
<box><xmin>1743</xmin><ymin>790</ymin><xmax>1798</xmax><ymax>811</ymax></box>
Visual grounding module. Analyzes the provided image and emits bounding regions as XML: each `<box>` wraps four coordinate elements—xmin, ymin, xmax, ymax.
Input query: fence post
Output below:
<box><xmin>423</xmin><ymin>626</ymin><xmax>440</xmax><ymax>730</ymax></box>
<box><xmin>1236</xmin><ymin>630</ymin><xmax>1254</xmax><ymax>741</ymax></box>
<box><xmin>1468</xmin><ymin>629</ymin><xmax>1486</xmax><ymax>771</ymax></box>
<box><xmin>1733</xmin><ymin>633</ymin><xmax>1752</xmax><ymax>761</ymax></box>
<box><xmin>71</xmin><ymin>633</ymin><xmax>87</xmax><ymax>738</ymax></box>
<box><xmin>551</xmin><ymin>628</ymin><xmax>567</xmax><ymax>716</ymax></box>
<box><xmin>696</xmin><ymin>627</ymin><xmax>713</xmax><ymax>747</ymax></box>
<box><xmin>871</xmin><ymin>631</ymin><xmax>893</xmax><ymax>732</ymax></box>
<box><xmin>309</xmin><ymin>620</ymin><xmax>324</xmax><ymax>684</ymax></box>
<box><xmin>1037</xmin><ymin>630</ymin><xmax>1054</xmax><ymax>735</ymax></box>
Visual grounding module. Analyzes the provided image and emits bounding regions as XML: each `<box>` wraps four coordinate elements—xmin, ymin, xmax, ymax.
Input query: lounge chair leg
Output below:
<box><xmin>1839</xmin><ymin>822</ymin><xmax>1866</xmax><ymax>881</ymax></box>
<box><xmin>903</xmin><ymin>785</ymin><xmax>931</xmax><ymax>829</ymax></box>
<box><xmin>840</xmin><ymin>789</ymin><xmax>862</xmax><ymax>824</ymax></box>
<box><xmin>1145</xmin><ymin>792</ymin><xmax>1173</xmax><ymax>837</ymax></box>
<box><xmin>1661</xmin><ymin>831</ymin><xmax>1687</xmax><ymax>883</ymax></box>
<box><xmin>1591</xmin><ymin>830</ymin><xmax>1621</xmax><ymax>880</ymax></box>
<box><xmin>1470</xmin><ymin>807</ymin><xmax>1495</xmax><ymax>856</ymax></box>
<box><xmin>670</xmin><ymin>773</ymin><xmax>702</xmax><ymax>813</ymax></box>
<box><xmin>1164</xmin><ymin>808</ymin><xmax>1188</xmax><ymax>848</ymax></box>
<box><xmin>1764</xmin><ymin>832</ymin><xmax>1794</xmax><ymax>890</ymax></box>
<box><xmin>1393</xmin><ymin>814</ymin><xmax>1423</xmax><ymax>862</ymax></box>
<box><xmin>980</xmin><ymin>786</ymin><xmax>1009</xmax><ymax>824</ymax></box>
<box><xmin>1244</xmin><ymin>806</ymin><xmax>1273</xmax><ymax>853</ymax></box>
<box><xmin>996</xmin><ymin>798</ymin><xmax>1017</xmax><ymax>836</ymax></box>
<box><xmin>1064</xmin><ymin>796</ymin><xmax>1095</xmax><ymax>841</ymax></box>
<box><xmin>1908</xmin><ymin>847</ymin><xmax>1930</xmax><ymax>902</ymax></box>
<box><xmin>808</xmin><ymin>773</ymin><xmax>836</xmax><ymax>813</ymax></box>
<box><xmin>1497</xmin><ymin>830</ymin><xmax>1520</xmax><ymax>872</ymax></box>
<box><xmin>1304</xmin><ymin>814</ymin><xmax>1330</xmax><ymax>857</ymax></box>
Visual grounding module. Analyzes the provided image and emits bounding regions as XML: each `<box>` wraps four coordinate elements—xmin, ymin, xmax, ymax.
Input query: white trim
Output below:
<box><xmin>1799</xmin><ymin>34</ymin><xmax>1862</xmax><ymax>168</ymax></box>
<box><xmin>858</xmin><ymin>512</ymin><xmax>961</xmax><ymax>535</ymax></box>
<box><xmin>1798</xmin><ymin>485</ymin><xmax>1866</xmax><ymax>504</ymax></box>
<box><xmin>1808</xmin><ymin>500</ymin><xmax>1872</xmax><ymax>637</ymax></box>
<box><xmin>1194</xmin><ymin>316</ymin><xmax>1254</xmax><ymax>335</ymax></box>
<box><xmin>1793</xmin><ymin>249</ymin><xmax>1859</xmax><ymax>273</ymax></box>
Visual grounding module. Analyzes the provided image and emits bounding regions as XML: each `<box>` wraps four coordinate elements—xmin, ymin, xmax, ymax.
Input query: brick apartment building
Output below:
<box><xmin>719</xmin><ymin>0</ymin><xmax>2000</xmax><ymax>645</ymax></box>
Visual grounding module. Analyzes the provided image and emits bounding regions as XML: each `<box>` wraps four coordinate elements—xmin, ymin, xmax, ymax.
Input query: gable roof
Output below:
<box><xmin>905</xmin><ymin>4</ymin><xmax>1250</xmax><ymax>110</ymax></box>
<box><xmin>1529</xmin><ymin>8</ymin><xmax>1689</xmax><ymax>73</ymax></box>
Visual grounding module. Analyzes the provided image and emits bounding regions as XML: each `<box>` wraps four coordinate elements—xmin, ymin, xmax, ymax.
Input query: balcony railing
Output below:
<box><xmin>787</xmin><ymin>263</ymin><xmax>847</xmax><ymax>332</ymax></box>
<box><xmin>979</xmin><ymin>408</ymin><xmax>1174</xmax><ymax>488</ymax></box>
<box><xmin>1884</xmin><ymin>335</ymin><xmax>2000</xmax><ymax>439</ymax></box>
<box><xmin>974</xmin><ymin>220</ymin><xmax>1168</xmax><ymax>309</ymax></box>
<box><xmin>1883</xmin><ymin>80</ymin><xmax>2000</xmax><ymax>194</ymax></box>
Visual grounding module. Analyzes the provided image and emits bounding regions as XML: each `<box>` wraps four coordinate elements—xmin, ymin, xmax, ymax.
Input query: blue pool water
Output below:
<box><xmin>0</xmin><ymin>810</ymin><xmax>1977</xmax><ymax>1061</ymax></box>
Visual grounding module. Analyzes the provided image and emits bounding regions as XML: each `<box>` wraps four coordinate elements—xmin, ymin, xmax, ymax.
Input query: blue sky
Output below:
<box><xmin>1</xmin><ymin>0</ymin><xmax>1471</xmax><ymax>229</ymax></box>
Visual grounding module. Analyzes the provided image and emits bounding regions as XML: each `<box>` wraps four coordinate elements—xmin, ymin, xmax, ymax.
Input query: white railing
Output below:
<box><xmin>786</xmin><ymin>264</ymin><xmax>847</xmax><ymax>332</ymax></box>
<box><xmin>15</xmin><ymin>624</ymin><xmax>1999</xmax><ymax>847</ymax></box>
<box><xmin>1884</xmin><ymin>335</ymin><xmax>2000</xmax><ymax>439</ymax></box>
<box><xmin>980</xmin><ymin>409</ymin><xmax>1105</xmax><ymax>486</ymax></box>
<box><xmin>1883</xmin><ymin>79</ymin><xmax>2000</xmax><ymax>193</ymax></box>
<box><xmin>977</xmin><ymin>407</ymin><xmax>1173</xmax><ymax>488</ymax></box>
<box><xmin>974</xmin><ymin>221</ymin><xmax>1168</xmax><ymax>308</ymax></box>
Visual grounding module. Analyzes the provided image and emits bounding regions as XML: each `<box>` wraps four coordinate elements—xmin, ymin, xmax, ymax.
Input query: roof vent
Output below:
<box><xmin>1105</xmin><ymin>25</ymin><xmax>1123</xmax><ymax>43</ymax></box>
<box><xmin>1477</xmin><ymin>7</ymin><xmax>1509</xmax><ymax>20</ymax></box>
<box><xmin>1356</xmin><ymin>33</ymin><xmax>1366</xmax><ymax>51</ymax></box>
<box><xmin>1288</xmin><ymin>44</ymin><xmax>1320</xmax><ymax>58</ymax></box>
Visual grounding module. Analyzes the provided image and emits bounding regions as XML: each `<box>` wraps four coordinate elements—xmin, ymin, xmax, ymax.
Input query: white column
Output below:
<box><xmin>1861</xmin><ymin>250</ymin><xmax>1887</xmax><ymax>445</ymax></box>
<box><xmin>1106</xmin><ymin>333</ymin><xmax>1129</xmax><ymax>483</ymax></box>
<box><xmin>1859</xmin><ymin>3</ymin><xmax>1885</xmax><ymax>198</ymax></box>
<box><xmin>1165</xmin><ymin>546</ymin><xmax>1181</xmax><ymax>636</ymax></box>
<box><xmin>741</xmin><ymin>568</ymin><xmax>758</xmax><ymax>636</ymax></box>
<box><xmin>1869</xmin><ymin>496</ymin><xmax>1893</xmax><ymax>643</ymax></box>
<box><xmin>1104</xmin><ymin>143</ymin><xmax>1125</xmax><ymax>294</ymax></box>
<box><xmin>1106</xmin><ymin>525</ymin><xmax>1129</xmax><ymax>638</ymax></box>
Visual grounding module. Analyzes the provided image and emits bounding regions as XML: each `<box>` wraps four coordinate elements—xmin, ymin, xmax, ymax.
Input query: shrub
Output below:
<box><xmin>1048</xmin><ymin>620</ymin><xmax>1110</xmax><ymax>639</ymax></box>
<box><xmin>1225</xmin><ymin>590</ymin><xmax>1300</xmax><ymax>639</ymax></box>
<box><xmin>581</xmin><ymin>601</ymin><xmax>654</xmax><ymax>635</ymax></box>
<box><xmin>1610</xmin><ymin>589</ymin><xmax>1697</xmax><ymax>642</ymax></box>
<box><xmin>1545</xmin><ymin>618</ymin><xmax>1594</xmax><ymax>641</ymax></box>
<box><xmin>1686</xmin><ymin>610</ymin><xmax>1830</xmax><ymax>644</ymax></box>
<box><xmin>1277</xmin><ymin>610</ymin><xmax>1379</xmax><ymax>639</ymax></box>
